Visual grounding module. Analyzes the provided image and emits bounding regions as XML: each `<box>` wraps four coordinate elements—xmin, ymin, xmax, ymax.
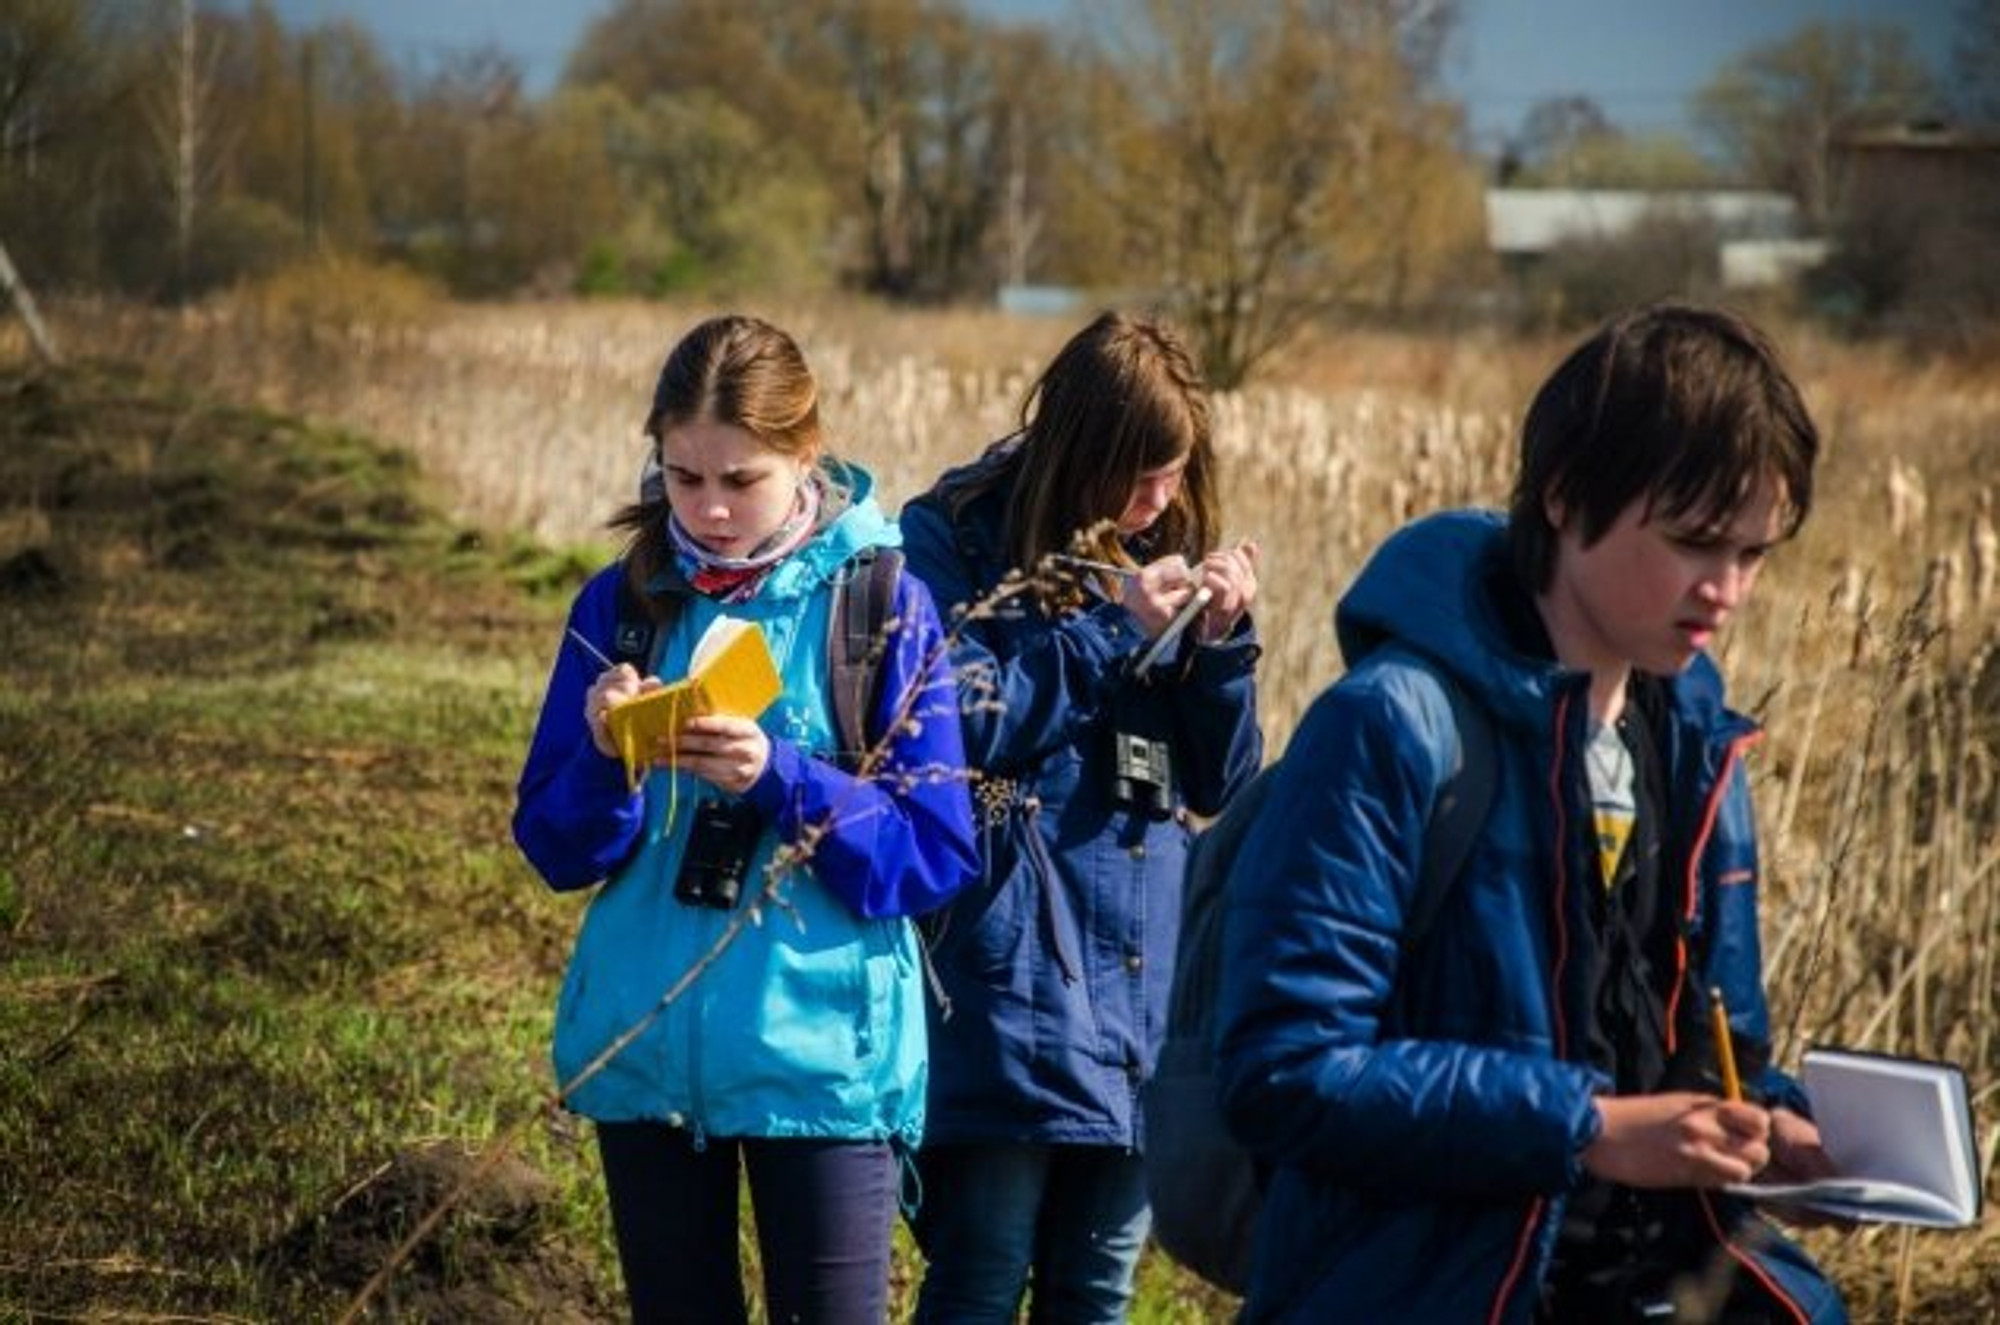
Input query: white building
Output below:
<box><xmin>1484</xmin><ymin>188</ymin><xmax>1822</xmax><ymax>288</ymax></box>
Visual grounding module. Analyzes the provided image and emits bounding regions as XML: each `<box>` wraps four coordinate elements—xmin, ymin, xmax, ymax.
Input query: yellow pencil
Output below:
<box><xmin>1709</xmin><ymin>986</ymin><xmax>1743</xmax><ymax>1102</ymax></box>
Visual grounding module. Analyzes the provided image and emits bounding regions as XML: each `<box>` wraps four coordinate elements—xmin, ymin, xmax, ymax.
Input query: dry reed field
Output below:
<box><xmin>59</xmin><ymin>294</ymin><xmax>2000</xmax><ymax>1317</ymax></box>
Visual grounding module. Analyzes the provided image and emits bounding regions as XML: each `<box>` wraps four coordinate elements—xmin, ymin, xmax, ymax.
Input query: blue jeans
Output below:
<box><xmin>596</xmin><ymin>1122</ymin><xmax>897</xmax><ymax>1325</ymax></box>
<box><xmin>910</xmin><ymin>1142</ymin><xmax>1151</xmax><ymax>1325</ymax></box>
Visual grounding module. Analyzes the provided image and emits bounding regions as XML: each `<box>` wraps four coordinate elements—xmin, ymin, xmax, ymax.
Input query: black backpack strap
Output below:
<box><xmin>611</xmin><ymin>573</ymin><xmax>663</xmax><ymax>671</ymax></box>
<box><xmin>1406</xmin><ymin>668</ymin><xmax>1498</xmax><ymax>947</ymax></box>
<box><xmin>827</xmin><ymin>546</ymin><xmax>904</xmax><ymax>769</ymax></box>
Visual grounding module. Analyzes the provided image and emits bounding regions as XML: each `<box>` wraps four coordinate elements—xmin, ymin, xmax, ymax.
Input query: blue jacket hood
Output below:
<box><xmin>1334</xmin><ymin>509</ymin><xmax>1732</xmax><ymax>738</ymax></box>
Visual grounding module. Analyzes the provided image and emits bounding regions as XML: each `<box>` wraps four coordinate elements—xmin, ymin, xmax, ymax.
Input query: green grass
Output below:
<box><xmin>0</xmin><ymin>360</ymin><xmax>1238</xmax><ymax>1322</ymax></box>
<box><xmin>0</xmin><ymin>361</ymin><xmax>611</xmax><ymax>1320</ymax></box>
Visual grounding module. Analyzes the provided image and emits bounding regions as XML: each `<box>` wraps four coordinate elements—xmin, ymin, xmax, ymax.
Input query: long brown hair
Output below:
<box><xmin>1000</xmin><ymin>311</ymin><xmax>1219</xmax><ymax>589</ymax></box>
<box><xmin>611</xmin><ymin>314</ymin><xmax>826</xmax><ymax>599</ymax></box>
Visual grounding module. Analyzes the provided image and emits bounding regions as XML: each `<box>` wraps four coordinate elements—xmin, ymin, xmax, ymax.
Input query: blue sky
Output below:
<box><xmin>238</xmin><ymin>0</ymin><xmax>1958</xmax><ymax>151</ymax></box>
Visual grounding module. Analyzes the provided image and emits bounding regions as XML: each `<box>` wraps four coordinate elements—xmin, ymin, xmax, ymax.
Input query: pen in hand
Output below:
<box><xmin>567</xmin><ymin>627</ymin><xmax>620</xmax><ymax>672</ymax></box>
<box><xmin>1709</xmin><ymin>986</ymin><xmax>1744</xmax><ymax>1102</ymax></box>
<box><xmin>1135</xmin><ymin>585</ymin><xmax>1213</xmax><ymax>677</ymax></box>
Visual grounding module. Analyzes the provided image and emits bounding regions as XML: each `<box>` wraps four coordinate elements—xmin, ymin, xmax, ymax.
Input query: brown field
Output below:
<box><xmin>43</xmin><ymin>292</ymin><xmax>2000</xmax><ymax>1319</ymax></box>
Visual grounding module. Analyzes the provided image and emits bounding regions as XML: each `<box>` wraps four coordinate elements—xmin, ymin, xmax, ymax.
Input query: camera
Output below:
<box><xmin>1109</xmin><ymin>730</ymin><xmax>1173</xmax><ymax>818</ymax></box>
<box><xmin>673</xmin><ymin>798</ymin><xmax>764</xmax><ymax>910</ymax></box>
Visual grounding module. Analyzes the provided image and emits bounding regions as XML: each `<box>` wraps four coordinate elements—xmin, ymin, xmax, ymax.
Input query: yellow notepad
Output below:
<box><xmin>603</xmin><ymin>616</ymin><xmax>782</xmax><ymax>791</ymax></box>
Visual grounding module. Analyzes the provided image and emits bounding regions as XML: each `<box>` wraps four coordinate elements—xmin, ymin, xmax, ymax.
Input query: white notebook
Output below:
<box><xmin>1734</xmin><ymin>1047</ymin><xmax>1981</xmax><ymax>1229</ymax></box>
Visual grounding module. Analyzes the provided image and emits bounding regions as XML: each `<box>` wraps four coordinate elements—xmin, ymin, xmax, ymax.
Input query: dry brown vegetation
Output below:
<box><xmin>43</xmin><ymin>293</ymin><xmax>2000</xmax><ymax>1319</ymax></box>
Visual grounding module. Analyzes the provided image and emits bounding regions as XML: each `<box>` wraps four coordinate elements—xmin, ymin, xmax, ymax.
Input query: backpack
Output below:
<box><xmin>1142</xmin><ymin>667</ymin><xmax>1497</xmax><ymax>1296</ymax></box>
<box><xmin>611</xmin><ymin>547</ymin><xmax>904</xmax><ymax>771</ymax></box>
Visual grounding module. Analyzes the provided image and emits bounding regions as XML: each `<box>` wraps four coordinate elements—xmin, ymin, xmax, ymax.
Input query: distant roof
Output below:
<box><xmin>1485</xmin><ymin>188</ymin><xmax>1800</xmax><ymax>254</ymax></box>
<box><xmin>1834</xmin><ymin>122</ymin><xmax>2000</xmax><ymax>153</ymax></box>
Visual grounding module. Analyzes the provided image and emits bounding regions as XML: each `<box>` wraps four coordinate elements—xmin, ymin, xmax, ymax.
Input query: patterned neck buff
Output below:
<box><xmin>666</xmin><ymin>472</ymin><xmax>824</xmax><ymax>603</ymax></box>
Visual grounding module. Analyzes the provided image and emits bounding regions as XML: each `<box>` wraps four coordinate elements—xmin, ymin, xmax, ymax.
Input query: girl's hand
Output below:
<box><xmin>669</xmin><ymin>714</ymin><xmax>771</xmax><ymax>794</ymax></box>
<box><xmin>585</xmin><ymin>664</ymin><xmax>653</xmax><ymax>759</ymax></box>
<box><xmin>1195</xmin><ymin>540</ymin><xmax>1260</xmax><ymax>643</ymax></box>
<box><xmin>1583</xmin><ymin>1092</ymin><xmax>1772</xmax><ymax>1189</ymax></box>
<box><xmin>1122</xmin><ymin>554</ymin><xmax>1198</xmax><ymax>638</ymax></box>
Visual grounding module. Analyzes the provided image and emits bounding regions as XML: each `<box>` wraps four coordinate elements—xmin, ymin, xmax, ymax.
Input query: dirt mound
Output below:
<box><xmin>265</xmin><ymin>1139</ymin><xmax>611</xmax><ymax>1322</ymax></box>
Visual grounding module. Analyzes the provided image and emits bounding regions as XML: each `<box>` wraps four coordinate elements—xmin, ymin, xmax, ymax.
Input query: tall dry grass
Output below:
<box><xmin>53</xmin><ymin>293</ymin><xmax>2000</xmax><ymax>1316</ymax></box>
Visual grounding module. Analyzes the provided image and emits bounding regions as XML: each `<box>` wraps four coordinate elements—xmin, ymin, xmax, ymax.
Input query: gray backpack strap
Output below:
<box><xmin>827</xmin><ymin>547</ymin><xmax>904</xmax><ymax>769</ymax></box>
<box><xmin>1406</xmin><ymin>669</ymin><xmax>1497</xmax><ymax>947</ymax></box>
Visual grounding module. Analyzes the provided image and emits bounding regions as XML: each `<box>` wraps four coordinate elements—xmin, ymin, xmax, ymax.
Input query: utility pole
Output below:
<box><xmin>0</xmin><ymin>238</ymin><xmax>61</xmax><ymax>366</ymax></box>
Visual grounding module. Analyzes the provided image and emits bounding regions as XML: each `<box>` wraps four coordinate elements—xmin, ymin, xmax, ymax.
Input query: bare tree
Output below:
<box><xmin>146</xmin><ymin>0</ymin><xmax>229</xmax><ymax>299</ymax></box>
<box><xmin>1695</xmin><ymin>20</ymin><xmax>1938</xmax><ymax>228</ymax></box>
<box><xmin>1091</xmin><ymin>0</ymin><xmax>1477</xmax><ymax>387</ymax></box>
<box><xmin>1509</xmin><ymin>96</ymin><xmax>1613</xmax><ymax>185</ymax></box>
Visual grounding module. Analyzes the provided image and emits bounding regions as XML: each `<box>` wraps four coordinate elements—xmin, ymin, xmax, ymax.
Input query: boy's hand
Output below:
<box><xmin>669</xmin><ymin>714</ymin><xmax>771</xmax><ymax>794</ymax></box>
<box><xmin>1752</xmin><ymin>1106</ymin><xmax>1854</xmax><ymax>1229</ymax></box>
<box><xmin>585</xmin><ymin>664</ymin><xmax>653</xmax><ymax>759</ymax></box>
<box><xmin>1583</xmin><ymin>1093</ymin><xmax>1771</xmax><ymax>1189</ymax></box>
<box><xmin>1762</xmin><ymin>1107</ymin><xmax>1837</xmax><ymax>1184</ymax></box>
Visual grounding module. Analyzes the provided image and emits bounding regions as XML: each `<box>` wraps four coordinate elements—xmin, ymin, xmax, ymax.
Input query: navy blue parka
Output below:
<box><xmin>902</xmin><ymin>438</ymin><xmax>1263</xmax><ymax>1147</ymax></box>
<box><xmin>1215</xmin><ymin>511</ymin><xmax>1845</xmax><ymax>1323</ymax></box>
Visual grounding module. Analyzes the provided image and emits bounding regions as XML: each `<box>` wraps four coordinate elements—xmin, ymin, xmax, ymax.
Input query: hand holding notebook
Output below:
<box><xmin>599</xmin><ymin>617</ymin><xmax>782</xmax><ymax>791</ymax></box>
<box><xmin>1730</xmin><ymin>1047</ymin><xmax>1982</xmax><ymax>1229</ymax></box>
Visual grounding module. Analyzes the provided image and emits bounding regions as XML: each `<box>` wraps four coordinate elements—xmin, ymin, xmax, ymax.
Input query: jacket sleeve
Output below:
<box><xmin>900</xmin><ymin>494</ymin><xmax>1151</xmax><ymax>777</ymax></box>
<box><xmin>742</xmin><ymin>570</ymin><xmax>978</xmax><ymax>920</ymax></box>
<box><xmin>511</xmin><ymin>568</ymin><xmax>648</xmax><ymax>892</ymax></box>
<box><xmin>1214</xmin><ymin>673</ymin><xmax>1602</xmax><ymax>1200</ymax></box>
<box><xmin>1162</xmin><ymin>621</ymin><xmax>1263</xmax><ymax>816</ymax></box>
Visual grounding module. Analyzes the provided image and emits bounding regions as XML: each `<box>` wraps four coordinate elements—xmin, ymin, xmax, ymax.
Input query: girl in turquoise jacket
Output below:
<box><xmin>514</xmin><ymin>315</ymin><xmax>977</xmax><ymax>1324</ymax></box>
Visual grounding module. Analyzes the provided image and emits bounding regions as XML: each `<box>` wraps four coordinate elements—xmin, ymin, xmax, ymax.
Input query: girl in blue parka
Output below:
<box><xmin>513</xmin><ymin>315</ymin><xmax>977</xmax><ymax>1325</ymax></box>
<box><xmin>902</xmin><ymin>311</ymin><xmax>1263</xmax><ymax>1323</ymax></box>
<box><xmin>1216</xmin><ymin>304</ymin><xmax>1847</xmax><ymax>1323</ymax></box>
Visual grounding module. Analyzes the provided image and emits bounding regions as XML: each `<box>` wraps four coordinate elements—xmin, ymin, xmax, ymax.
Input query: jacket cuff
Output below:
<box><xmin>573</xmin><ymin>737</ymin><xmax>645</xmax><ymax>797</ymax></box>
<box><xmin>745</xmin><ymin>738</ymin><xmax>806</xmax><ymax>819</ymax></box>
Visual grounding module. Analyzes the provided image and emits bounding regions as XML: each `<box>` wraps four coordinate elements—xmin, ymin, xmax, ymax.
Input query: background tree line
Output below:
<box><xmin>4</xmin><ymin>0</ymin><xmax>1996</xmax><ymax>380</ymax></box>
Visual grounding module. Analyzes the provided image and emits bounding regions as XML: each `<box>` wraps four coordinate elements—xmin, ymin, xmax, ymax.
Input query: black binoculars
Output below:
<box><xmin>673</xmin><ymin>798</ymin><xmax>764</xmax><ymax>910</ymax></box>
<box><xmin>1109</xmin><ymin>730</ymin><xmax>1173</xmax><ymax>818</ymax></box>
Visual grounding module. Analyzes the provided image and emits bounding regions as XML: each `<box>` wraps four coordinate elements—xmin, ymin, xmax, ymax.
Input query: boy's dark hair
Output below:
<box><xmin>1508</xmin><ymin>303</ymin><xmax>1819</xmax><ymax>592</ymax></box>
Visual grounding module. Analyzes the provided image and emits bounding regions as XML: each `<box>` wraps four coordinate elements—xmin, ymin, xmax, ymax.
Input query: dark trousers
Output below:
<box><xmin>909</xmin><ymin>1142</ymin><xmax>1151</xmax><ymax>1325</ymax></box>
<box><xmin>596</xmin><ymin>1121</ymin><xmax>897</xmax><ymax>1325</ymax></box>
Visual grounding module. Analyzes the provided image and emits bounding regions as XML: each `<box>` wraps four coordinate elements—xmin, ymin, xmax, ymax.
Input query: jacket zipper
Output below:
<box><xmin>1685</xmin><ymin>733</ymin><xmax>1808</xmax><ymax>1324</ymax></box>
<box><xmin>1489</xmin><ymin>687</ymin><xmax>1578</xmax><ymax>1323</ymax></box>
<box><xmin>1663</xmin><ymin>730</ymin><xmax>1761</xmax><ymax>1057</ymax></box>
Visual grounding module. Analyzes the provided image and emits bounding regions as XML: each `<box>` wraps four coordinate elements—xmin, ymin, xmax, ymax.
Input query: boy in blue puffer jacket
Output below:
<box><xmin>1216</xmin><ymin>303</ymin><xmax>1848</xmax><ymax>1322</ymax></box>
<box><xmin>513</xmin><ymin>315</ymin><xmax>977</xmax><ymax>1324</ymax></box>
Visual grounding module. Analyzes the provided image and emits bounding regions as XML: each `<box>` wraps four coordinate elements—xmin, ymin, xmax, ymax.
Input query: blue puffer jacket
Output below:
<box><xmin>902</xmin><ymin>440</ymin><xmax>1263</xmax><ymax>1148</ymax></box>
<box><xmin>513</xmin><ymin>467</ymin><xmax>978</xmax><ymax>1142</ymax></box>
<box><xmin>1215</xmin><ymin>510</ymin><xmax>1845</xmax><ymax>1323</ymax></box>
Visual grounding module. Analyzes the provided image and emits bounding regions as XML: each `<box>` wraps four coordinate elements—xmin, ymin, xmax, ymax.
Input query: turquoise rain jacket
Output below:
<box><xmin>513</xmin><ymin>469</ymin><xmax>977</xmax><ymax>1141</ymax></box>
<box><xmin>1215</xmin><ymin>511</ymin><xmax>1845</xmax><ymax>1323</ymax></box>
